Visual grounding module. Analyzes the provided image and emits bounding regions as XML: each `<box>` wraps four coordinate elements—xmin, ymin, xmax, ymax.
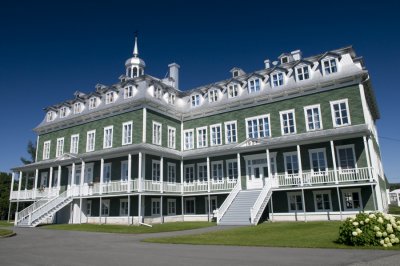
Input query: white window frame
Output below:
<box><xmin>167</xmin><ymin>199</ymin><xmax>176</xmax><ymax>215</ymax></box>
<box><xmin>342</xmin><ymin>188</ymin><xmax>363</xmax><ymax>211</ymax></box>
<box><xmin>330</xmin><ymin>99</ymin><xmax>351</xmax><ymax>127</ymax></box>
<box><xmin>184</xmin><ymin>164</ymin><xmax>195</xmax><ymax>183</ymax></box>
<box><xmin>152</xmin><ymin>160</ymin><xmax>161</xmax><ymax>183</ymax></box>
<box><xmin>295</xmin><ymin>65</ymin><xmax>310</xmax><ymax>81</ymax></box>
<box><xmin>56</xmin><ymin>137</ymin><xmax>64</xmax><ymax>157</ymax></box>
<box><xmin>205</xmin><ymin>196</ymin><xmax>218</xmax><ymax>213</ymax></box>
<box><xmin>196</xmin><ymin>126</ymin><xmax>208</xmax><ymax>148</ymax></box>
<box><xmin>197</xmin><ymin>162</ymin><xmax>208</xmax><ymax>183</ymax></box>
<box><xmin>60</xmin><ymin>107</ymin><xmax>68</xmax><ymax>118</ymax></box>
<box><xmin>245</xmin><ymin>114</ymin><xmax>271</xmax><ymax>139</ymax></box>
<box><xmin>168</xmin><ymin>93</ymin><xmax>176</xmax><ymax>105</ymax></box>
<box><xmin>211</xmin><ymin>161</ymin><xmax>224</xmax><ymax>183</ymax></box>
<box><xmin>226</xmin><ymin>159</ymin><xmax>238</xmax><ymax>183</ymax></box>
<box><xmin>208</xmin><ymin>89</ymin><xmax>219</xmax><ymax>103</ymax></box>
<box><xmin>322</xmin><ymin>57</ymin><xmax>338</xmax><ymax>75</ymax></box>
<box><xmin>167</xmin><ymin>163</ymin><xmax>176</xmax><ymax>183</ymax></box>
<box><xmin>103</xmin><ymin>126</ymin><xmax>113</xmax><ymax>149</ymax></box>
<box><xmin>105</xmin><ymin>91</ymin><xmax>115</xmax><ymax>104</ymax></box>
<box><xmin>191</xmin><ymin>94</ymin><xmax>200</xmax><ymax>107</ymax></box>
<box><xmin>210</xmin><ymin>123</ymin><xmax>222</xmax><ymax>146</ymax></box>
<box><xmin>86</xmin><ymin>130</ymin><xmax>96</xmax><ymax>152</ymax></box>
<box><xmin>184</xmin><ymin>197</ymin><xmax>196</xmax><ymax>214</ymax></box>
<box><xmin>248</xmin><ymin>78</ymin><xmax>261</xmax><ymax>93</ymax></box>
<box><xmin>313</xmin><ymin>190</ymin><xmax>332</xmax><ymax>211</ymax></box>
<box><xmin>103</xmin><ymin>163</ymin><xmax>112</xmax><ymax>183</ymax></box>
<box><xmin>86</xmin><ymin>200</ymin><xmax>92</xmax><ymax>217</ymax></box>
<box><xmin>101</xmin><ymin>199</ymin><xmax>110</xmax><ymax>216</ymax></box>
<box><xmin>309</xmin><ymin>148</ymin><xmax>328</xmax><ymax>175</ymax></box>
<box><xmin>73</xmin><ymin>102</ymin><xmax>82</xmax><ymax>114</ymax></box>
<box><xmin>46</xmin><ymin>111</ymin><xmax>55</xmax><ymax>122</ymax></box>
<box><xmin>228</xmin><ymin>84</ymin><xmax>238</xmax><ymax>98</ymax></box>
<box><xmin>271</xmin><ymin>72</ymin><xmax>284</xmax><ymax>87</ymax></box>
<box><xmin>167</xmin><ymin>126</ymin><xmax>176</xmax><ymax>149</ymax></box>
<box><xmin>89</xmin><ymin>97</ymin><xmax>97</xmax><ymax>110</ymax></box>
<box><xmin>151</xmin><ymin>198</ymin><xmax>161</xmax><ymax>216</ymax></box>
<box><xmin>122</xmin><ymin>121</ymin><xmax>133</xmax><ymax>145</ymax></box>
<box><xmin>224</xmin><ymin>120</ymin><xmax>237</xmax><ymax>144</ymax></box>
<box><xmin>304</xmin><ymin>104</ymin><xmax>323</xmax><ymax>131</ymax></box>
<box><xmin>280</xmin><ymin>109</ymin><xmax>296</xmax><ymax>135</ymax></box>
<box><xmin>287</xmin><ymin>191</ymin><xmax>303</xmax><ymax>212</ymax></box>
<box><xmin>183</xmin><ymin>129</ymin><xmax>194</xmax><ymax>150</ymax></box>
<box><xmin>70</xmin><ymin>134</ymin><xmax>79</xmax><ymax>154</ymax></box>
<box><xmin>120</xmin><ymin>199</ymin><xmax>129</xmax><ymax>216</ymax></box>
<box><xmin>154</xmin><ymin>87</ymin><xmax>163</xmax><ymax>99</ymax></box>
<box><xmin>283</xmin><ymin>151</ymin><xmax>299</xmax><ymax>176</ymax></box>
<box><xmin>121</xmin><ymin>160</ymin><xmax>129</xmax><ymax>181</ymax></box>
<box><xmin>336</xmin><ymin>144</ymin><xmax>357</xmax><ymax>172</ymax></box>
<box><xmin>124</xmin><ymin>85</ymin><xmax>134</xmax><ymax>99</ymax></box>
<box><xmin>152</xmin><ymin>121</ymin><xmax>162</xmax><ymax>146</ymax></box>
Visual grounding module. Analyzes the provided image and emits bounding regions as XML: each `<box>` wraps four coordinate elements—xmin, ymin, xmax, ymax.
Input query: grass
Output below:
<box><xmin>42</xmin><ymin>222</ymin><xmax>215</xmax><ymax>234</ymax></box>
<box><xmin>143</xmin><ymin>221</ymin><xmax>400</xmax><ymax>250</ymax></box>
<box><xmin>0</xmin><ymin>220</ymin><xmax>13</xmax><ymax>227</ymax></box>
<box><xmin>389</xmin><ymin>205</ymin><xmax>400</xmax><ymax>215</ymax></box>
<box><xmin>0</xmin><ymin>229</ymin><xmax>14</xmax><ymax>237</ymax></box>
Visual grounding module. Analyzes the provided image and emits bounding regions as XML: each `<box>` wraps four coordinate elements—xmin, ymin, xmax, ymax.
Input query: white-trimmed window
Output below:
<box><xmin>151</xmin><ymin>198</ymin><xmax>161</xmax><ymax>216</ymax></box>
<box><xmin>154</xmin><ymin>87</ymin><xmax>163</xmax><ymax>99</ymax></box>
<box><xmin>313</xmin><ymin>190</ymin><xmax>332</xmax><ymax>211</ymax></box>
<box><xmin>103</xmin><ymin>126</ymin><xmax>113</xmax><ymax>148</ymax></box>
<box><xmin>226</xmin><ymin>159</ymin><xmax>238</xmax><ymax>182</ymax></box>
<box><xmin>47</xmin><ymin>111</ymin><xmax>55</xmax><ymax>122</ymax></box>
<box><xmin>86</xmin><ymin>200</ymin><xmax>92</xmax><ymax>217</ymax></box>
<box><xmin>168</xmin><ymin>93</ymin><xmax>176</xmax><ymax>105</ymax></box>
<box><xmin>70</xmin><ymin>134</ymin><xmax>79</xmax><ymax>154</ymax></box>
<box><xmin>208</xmin><ymin>89</ymin><xmax>219</xmax><ymax>103</ymax></box>
<box><xmin>309</xmin><ymin>148</ymin><xmax>327</xmax><ymax>174</ymax></box>
<box><xmin>184</xmin><ymin>164</ymin><xmax>195</xmax><ymax>183</ymax></box>
<box><xmin>167</xmin><ymin>163</ymin><xmax>176</xmax><ymax>183</ymax></box>
<box><xmin>103</xmin><ymin>163</ymin><xmax>111</xmax><ymax>183</ymax></box>
<box><xmin>304</xmin><ymin>105</ymin><xmax>322</xmax><ymax>131</ymax></box>
<box><xmin>43</xmin><ymin>140</ymin><xmax>51</xmax><ymax>160</ymax></box>
<box><xmin>183</xmin><ymin>129</ymin><xmax>194</xmax><ymax>150</ymax></box>
<box><xmin>101</xmin><ymin>199</ymin><xmax>110</xmax><ymax>216</ymax></box>
<box><xmin>228</xmin><ymin>84</ymin><xmax>238</xmax><ymax>98</ymax></box>
<box><xmin>284</xmin><ymin>152</ymin><xmax>299</xmax><ymax>175</ymax></box>
<box><xmin>184</xmin><ymin>197</ymin><xmax>195</xmax><ymax>214</ymax></box>
<box><xmin>211</xmin><ymin>161</ymin><xmax>223</xmax><ymax>183</ymax></box>
<box><xmin>121</xmin><ymin>160</ymin><xmax>129</xmax><ymax>181</ymax></box>
<box><xmin>336</xmin><ymin>144</ymin><xmax>356</xmax><ymax>171</ymax></box>
<box><xmin>287</xmin><ymin>192</ymin><xmax>303</xmax><ymax>212</ymax></box>
<box><xmin>280</xmin><ymin>109</ymin><xmax>296</xmax><ymax>135</ymax></box>
<box><xmin>248</xmin><ymin>79</ymin><xmax>260</xmax><ymax>93</ymax></box>
<box><xmin>60</xmin><ymin>107</ymin><xmax>68</xmax><ymax>118</ymax></box>
<box><xmin>272</xmin><ymin>72</ymin><xmax>284</xmax><ymax>87</ymax></box>
<box><xmin>73</xmin><ymin>102</ymin><xmax>82</xmax><ymax>114</ymax></box>
<box><xmin>210</xmin><ymin>124</ymin><xmax>222</xmax><ymax>146</ymax></box>
<box><xmin>122</xmin><ymin>121</ymin><xmax>133</xmax><ymax>145</ymax></box>
<box><xmin>342</xmin><ymin>188</ymin><xmax>362</xmax><ymax>211</ymax></box>
<box><xmin>205</xmin><ymin>196</ymin><xmax>218</xmax><ymax>213</ymax></box>
<box><xmin>152</xmin><ymin>121</ymin><xmax>162</xmax><ymax>145</ymax></box>
<box><xmin>191</xmin><ymin>94</ymin><xmax>200</xmax><ymax>107</ymax></box>
<box><xmin>246</xmin><ymin>115</ymin><xmax>270</xmax><ymax>139</ymax></box>
<box><xmin>197</xmin><ymin>127</ymin><xmax>208</xmax><ymax>148</ymax></box>
<box><xmin>56</xmin><ymin>138</ymin><xmax>64</xmax><ymax>157</ymax></box>
<box><xmin>296</xmin><ymin>65</ymin><xmax>310</xmax><ymax>81</ymax></box>
<box><xmin>167</xmin><ymin>126</ymin><xmax>176</xmax><ymax>149</ymax></box>
<box><xmin>120</xmin><ymin>199</ymin><xmax>129</xmax><ymax>216</ymax></box>
<box><xmin>89</xmin><ymin>97</ymin><xmax>97</xmax><ymax>110</ymax></box>
<box><xmin>152</xmin><ymin>160</ymin><xmax>161</xmax><ymax>182</ymax></box>
<box><xmin>167</xmin><ymin>199</ymin><xmax>176</xmax><ymax>215</ymax></box>
<box><xmin>86</xmin><ymin>130</ymin><xmax>96</xmax><ymax>152</ymax></box>
<box><xmin>105</xmin><ymin>91</ymin><xmax>115</xmax><ymax>104</ymax></box>
<box><xmin>124</xmin><ymin>86</ymin><xmax>134</xmax><ymax>99</ymax></box>
<box><xmin>225</xmin><ymin>121</ymin><xmax>237</xmax><ymax>144</ymax></box>
<box><xmin>331</xmin><ymin>99</ymin><xmax>351</xmax><ymax>127</ymax></box>
<box><xmin>322</xmin><ymin>58</ymin><xmax>338</xmax><ymax>75</ymax></box>
<box><xmin>197</xmin><ymin>163</ymin><xmax>207</xmax><ymax>182</ymax></box>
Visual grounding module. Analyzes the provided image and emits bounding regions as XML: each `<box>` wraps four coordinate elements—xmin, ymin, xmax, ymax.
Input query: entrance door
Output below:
<box><xmin>246</xmin><ymin>156</ymin><xmax>268</xmax><ymax>189</ymax></box>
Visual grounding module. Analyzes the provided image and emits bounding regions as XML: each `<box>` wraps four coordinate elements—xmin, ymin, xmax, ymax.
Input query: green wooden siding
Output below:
<box><xmin>146</xmin><ymin>109</ymin><xmax>181</xmax><ymax>150</ymax></box>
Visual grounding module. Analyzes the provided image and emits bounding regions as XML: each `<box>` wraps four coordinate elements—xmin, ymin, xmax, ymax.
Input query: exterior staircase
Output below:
<box><xmin>15</xmin><ymin>190</ymin><xmax>72</xmax><ymax>227</ymax></box>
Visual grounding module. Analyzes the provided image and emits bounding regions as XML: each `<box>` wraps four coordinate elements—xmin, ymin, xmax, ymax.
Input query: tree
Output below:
<box><xmin>20</xmin><ymin>140</ymin><xmax>36</xmax><ymax>165</ymax></box>
<box><xmin>0</xmin><ymin>172</ymin><xmax>14</xmax><ymax>220</ymax></box>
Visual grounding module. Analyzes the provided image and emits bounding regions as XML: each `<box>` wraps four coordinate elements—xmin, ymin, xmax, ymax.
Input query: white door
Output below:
<box><xmin>246</xmin><ymin>156</ymin><xmax>268</xmax><ymax>189</ymax></box>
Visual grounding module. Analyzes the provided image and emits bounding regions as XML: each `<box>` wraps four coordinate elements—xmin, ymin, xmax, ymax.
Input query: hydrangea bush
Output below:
<box><xmin>338</xmin><ymin>212</ymin><xmax>400</xmax><ymax>247</ymax></box>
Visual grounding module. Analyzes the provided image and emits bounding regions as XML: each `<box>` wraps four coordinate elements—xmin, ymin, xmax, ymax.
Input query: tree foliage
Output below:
<box><xmin>0</xmin><ymin>172</ymin><xmax>13</xmax><ymax>220</ymax></box>
<box><xmin>20</xmin><ymin>140</ymin><xmax>36</xmax><ymax>165</ymax></box>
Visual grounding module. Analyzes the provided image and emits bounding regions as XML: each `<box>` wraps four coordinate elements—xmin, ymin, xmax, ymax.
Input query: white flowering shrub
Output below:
<box><xmin>338</xmin><ymin>212</ymin><xmax>400</xmax><ymax>247</ymax></box>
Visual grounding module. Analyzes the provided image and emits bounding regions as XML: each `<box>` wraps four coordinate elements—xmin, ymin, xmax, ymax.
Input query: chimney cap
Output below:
<box><xmin>168</xmin><ymin>62</ymin><xmax>180</xmax><ymax>68</ymax></box>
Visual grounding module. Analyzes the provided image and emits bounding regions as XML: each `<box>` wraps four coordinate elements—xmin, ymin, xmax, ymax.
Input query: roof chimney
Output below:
<box><xmin>291</xmin><ymin>50</ymin><xmax>302</xmax><ymax>61</ymax></box>
<box><xmin>264</xmin><ymin>59</ymin><xmax>270</xmax><ymax>69</ymax></box>
<box><xmin>168</xmin><ymin>63</ymin><xmax>180</xmax><ymax>90</ymax></box>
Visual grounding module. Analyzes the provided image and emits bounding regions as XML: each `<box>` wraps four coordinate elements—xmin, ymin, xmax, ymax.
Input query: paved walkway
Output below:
<box><xmin>1</xmin><ymin>225</ymin><xmax>400</xmax><ymax>266</ymax></box>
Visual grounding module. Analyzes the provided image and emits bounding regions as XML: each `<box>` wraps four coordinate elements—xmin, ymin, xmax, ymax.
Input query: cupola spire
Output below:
<box><xmin>133</xmin><ymin>31</ymin><xmax>139</xmax><ymax>58</ymax></box>
<box><xmin>125</xmin><ymin>31</ymin><xmax>146</xmax><ymax>78</ymax></box>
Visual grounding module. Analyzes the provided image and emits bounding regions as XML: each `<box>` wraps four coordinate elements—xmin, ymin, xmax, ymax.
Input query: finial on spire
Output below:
<box><xmin>133</xmin><ymin>31</ymin><xmax>139</xmax><ymax>57</ymax></box>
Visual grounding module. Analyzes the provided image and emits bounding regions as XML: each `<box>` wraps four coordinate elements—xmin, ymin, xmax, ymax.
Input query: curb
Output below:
<box><xmin>0</xmin><ymin>232</ymin><xmax>16</xmax><ymax>238</ymax></box>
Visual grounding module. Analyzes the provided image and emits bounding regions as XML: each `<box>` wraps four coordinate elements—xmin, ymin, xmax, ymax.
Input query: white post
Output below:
<box><xmin>371</xmin><ymin>184</ymin><xmax>377</xmax><ymax>211</ymax></box>
<box><xmin>301</xmin><ymin>188</ymin><xmax>307</xmax><ymax>222</ymax></box>
<box><xmin>160</xmin><ymin>196</ymin><xmax>163</xmax><ymax>223</ymax></box>
<box><xmin>270</xmin><ymin>193</ymin><xmax>274</xmax><ymax>222</ymax></box>
<box><xmin>266</xmin><ymin>149</ymin><xmax>271</xmax><ymax>178</ymax></box>
<box><xmin>330</xmin><ymin>140</ymin><xmax>339</xmax><ymax>184</ymax></box>
<box><xmin>180</xmin><ymin>160</ymin><xmax>184</xmax><ymax>194</ymax></box>
<box><xmin>57</xmin><ymin>165</ymin><xmax>61</xmax><ymax>190</ymax></box>
<box><xmin>127</xmin><ymin>154</ymin><xmax>132</xmax><ymax>193</ymax></box>
<box><xmin>18</xmin><ymin>171</ymin><xmax>22</xmax><ymax>200</ymax></box>
<box><xmin>99</xmin><ymin>197</ymin><xmax>102</xmax><ymax>224</ymax></box>
<box><xmin>207</xmin><ymin>157</ymin><xmax>210</xmax><ymax>193</ymax></box>
<box><xmin>80</xmin><ymin>161</ymin><xmax>85</xmax><ymax>224</ymax></box>
<box><xmin>10</xmin><ymin>172</ymin><xmax>15</xmax><ymax>199</ymax></box>
<box><xmin>49</xmin><ymin>166</ymin><xmax>53</xmax><ymax>192</ymax></box>
<box><xmin>297</xmin><ymin>145</ymin><xmax>303</xmax><ymax>187</ymax></box>
<box><xmin>337</xmin><ymin>186</ymin><xmax>342</xmax><ymax>220</ymax></box>
<box><xmin>34</xmin><ymin>169</ymin><xmax>39</xmax><ymax>198</ymax></box>
<box><xmin>208</xmin><ymin>194</ymin><xmax>211</xmax><ymax>222</ymax></box>
<box><xmin>138</xmin><ymin>152</ymin><xmax>142</xmax><ymax>192</ymax></box>
<box><xmin>363</xmin><ymin>136</ymin><xmax>373</xmax><ymax>182</ymax></box>
<box><xmin>138</xmin><ymin>195</ymin><xmax>142</xmax><ymax>223</ymax></box>
<box><xmin>100</xmin><ymin>158</ymin><xmax>104</xmax><ymax>195</ymax></box>
<box><xmin>142</xmin><ymin>108</ymin><xmax>147</xmax><ymax>143</ymax></box>
<box><xmin>237</xmin><ymin>153</ymin><xmax>241</xmax><ymax>187</ymax></box>
<box><xmin>128</xmin><ymin>195</ymin><xmax>131</xmax><ymax>225</ymax></box>
<box><xmin>71</xmin><ymin>163</ymin><xmax>76</xmax><ymax>189</ymax></box>
<box><xmin>160</xmin><ymin>156</ymin><xmax>164</xmax><ymax>193</ymax></box>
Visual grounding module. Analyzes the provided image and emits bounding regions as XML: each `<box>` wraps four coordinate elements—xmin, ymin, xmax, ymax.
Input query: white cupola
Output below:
<box><xmin>125</xmin><ymin>34</ymin><xmax>146</xmax><ymax>78</ymax></box>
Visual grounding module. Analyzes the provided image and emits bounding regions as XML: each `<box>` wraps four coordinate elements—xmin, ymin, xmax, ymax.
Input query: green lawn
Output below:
<box><xmin>143</xmin><ymin>221</ymin><xmax>400</xmax><ymax>250</ymax></box>
<box><xmin>43</xmin><ymin>222</ymin><xmax>215</xmax><ymax>234</ymax></box>
<box><xmin>389</xmin><ymin>205</ymin><xmax>400</xmax><ymax>215</ymax></box>
<box><xmin>0</xmin><ymin>220</ymin><xmax>13</xmax><ymax>227</ymax></box>
<box><xmin>0</xmin><ymin>229</ymin><xmax>14</xmax><ymax>237</ymax></box>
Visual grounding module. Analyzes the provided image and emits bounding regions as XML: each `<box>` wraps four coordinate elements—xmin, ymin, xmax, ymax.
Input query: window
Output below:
<box><xmin>105</xmin><ymin>91</ymin><xmax>115</xmax><ymax>104</ymax></box>
<box><xmin>323</xmin><ymin>58</ymin><xmax>338</xmax><ymax>75</ymax></box>
<box><xmin>101</xmin><ymin>199</ymin><xmax>110</xmax><ymax>216</ymax></box>
<box><xmin>183</xmin><ymin>129</ymin><xmax>194</xmax><ymax>150</ymax></box>
<box><xmin>121</xmin><ymin>161</ymin><xmax>129</xmax><ymax>181</ymax></box>
<box><xmin>304</xmin><ymin>105</ymin><xmax>322</xmax><ymax>131</ymax></box>
<box><xmin>296</xmin><ymin>65</ymin><xmax>310</xmax><ymax>81</ymax></box>
<box><xmin>248</xmin><ymin>79</ymin><xmax>260</xmax><ymax>93</ymax></box>
<box><xmin>287</xmin><ymin>192</ymin><xmax>303</xmax><ymax>212</ymax></box>
<box><xmin>211</xmin><ymin>161</ymin><xmax>223</xmax><ymax>183</ymax></box>
<box><xmin>103</xmin><ymin>126</ymin><xmax>113</xmax><ymax>148</ymax></box>
<box><xmin>205</xmin><ymin>196</ymin><xmax>218</xmax><ymax>213</ymax></box>
<box><xmin>309</xmin><ymin>148</ymin><xmax>327</xmax><ymax>174</ymax></box>
<box><xmin>124</xmin><ymin>86</ymin><xmax>134</xmax><ymax>99</ymax></box>
<box><xmin>70</xmin><ymin>134</ymin><xmax>79</xmax><ymax>154</ymax></box>
<box><xmin>225</xmin><ymin>121</ymin><xmax>237</xmax><ymax>144</ymax></box>
<box><xmin>56</xmin><ymin>138</ymin><xmax>64</xmax><ymax>157</ymax></box>
<box><xmin>47</xmin><ymin>111</ymin><xmax>55</xmax><ymax>122</ymax></box>
<box><xmin>86</xmin><ymin>130</ymin><xmax>96</xmax><ymax>152</ymax></box>
<box><xmin>168</xmin><ymin>93</ymin><xmax>176</xmax><ymax>105</ymax></box>
<box><xmin>184</xmin><ymin>165</ymin><xmax>195</xmax><ymax>183</ymax></box>
<box><xmin>89</xmin><ymin>97</ymin><xmax>97</xmax><ymax>109</ymax></box>
<box><xmin>152</xmin><ymin>122</ymin><xmax>162</xmax><ymax>145</ymax></box>
<box><xmin>284</xmin><ymin>152</ymin><xmax>299</xmax><ymax>175</ymax></box>
<box><xmin>122</xmin><ymin>121</ymin><xmax>133</xmax><ymax>145</ymax></box>
<box><xmin>208</xmin><ymin>89</ymin><xmax>218</xmax><ymax>103</ymax></box>
<box><xmin>191</xmin><ymin>94</ymin><xmax>200</xmax><ymax>107</ymax></box>
<box><xmin>86</xmin><ymin>200</ymin><xmax>92</xmax><ymax>217</ymax></box>
<box><xmin>167</xmin><ymin>126</ymin><xmax>176</xmax><ymax>149</ymax></box>
<box><xmin>43</xmin><ymin>140</ymin><xmax>51</xmax><ymax>160</ymax></box>
<box><xmin>167</xmin><ymin>199</ymin><xmax>176</xmax><ymax>215</ymax></box>
<box><xmin>103</xmin><ymin>163</ymin><xmax>111</xmax><ymax>183</ymax></box>
<box><xmin>246</xmin><ymin>115</ymin><xmax>270</xmax><ymax>139</ymax></box>
<box><xmin>120</xmin><ymin>199</ymin><xmax>129</xmax><ymax>216</ymax></box>
<box><xmin>280</xmin><ymin>109</ymin><xmax>296</xmax><ymax>135</ymax></box>
<box><xmin>73</xmin><ymin>102</ymin><xmax>82</xmax><ymax>114</ymax></box>
<box><xmin>342</xmin><ymin>188</ymin><xmax>362</xmax><ymax>211</ymax></box>
<box><xmin>152</xmin><ymin>160</ymin><xmax>160</xmax><ymax>182</ymax></box>
<box><xmin>151</xmin><ymin>198</ymin><xmax>161</xmax><ymax>216</ymax></box>
<box><xmin>331</xmin><ymin>99</ymin><xmax>351</xmax><ymax>127</ymax></box>
<box><xmin>281</xmin><ymin>56</ymin><xmax>289</xmax><ymax>64</ymax></box>
<box><xmin>313</xmin><ymin>191</ymin><xmax>332</xmax><ymax>211</ymax></box>
<box><xmin>60</xmin><ymin>107</ymin><xmax>68</xmax><ymax>118</ymax></box>
<box><xmin>197</xmin><ymin>127</ymin><xmax>208</xmax><ymax>148</ymax></box>
<box><xmin>184</xmin><ymin>198</ymin><xmax>195</xmax><ymax>214</ymax></box>
<box><xmin>167</xmin><ymin>163</ymin><xmax>176</xmax><ymax>183</ymax></box>
<box><xmin>197</xmin><ymin>163</ymin><xmax>207</xmax><ymax>182</ymax></box>
<box><xmin>272</xmin><ymin>72</ymin><xmax>284</xmax><ymax>87</ymax></box>
<box><xmin>226</xmin><ymin>159</ymin><xmax>238</xmax><ymax>182</ymax></box>
<box><xmin>228</xmin><ymin>84</ymin><xmax>238</xmax><ymax>98</ymax></box>
<box><xmin>336</xmin><ymin>145</ymin><xmax>356</xmax><ymax>170</ymax></box>
<box><xmin>210</xmin><ymin>124</ymin><xmax>222</xmax><ymax>146</ymax></box>
<box><xmin>233</xmin><ymin>70</ymin><xmax>239</xmax><ymax>77</ymax></box>
<box><xmin>154</xmin><ymin>87</ymin><xmax>163</xmax><ymax>99</ymax></box>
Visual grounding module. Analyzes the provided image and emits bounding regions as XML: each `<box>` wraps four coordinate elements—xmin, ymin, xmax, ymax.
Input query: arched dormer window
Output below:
<box><xmin>46</xmin><ymin>111</ymin><xmax>55</xmax><ymax>122</ymax></box>
<box><xmin>271</xmin><ymin>72</ymin><xmax>284</xmax><ymax>87</ymax></box>
<box><xmin>191</xmin><ymin>94</ymin><xmax>200</xmax><ymax>107</ymax></box>
<box><xmin>154</xmin><ymin>87</ymin><xmax>163</xmax><ymax>99</ymax></box>
<box><xmin>227</xmin><ymin>84</ymin><xmax>239</xmax><ymax>98</ymax></box>
<box><xmin>89</xmin><ymin>97</ymin><xmax>98</xmax><ymax>109</ymax></box>
<box><xmin>124</xmin><ymin>86</ymin><xmax>134</xmax><ymax>99</ymax></box>
<box><xmin>73</xmin><ymin>102</ymin><xmax>83</xmax><ymax>114</ymax></box>
<box><xmin>208</xmin><ymin>89</ymin><xmax>219</xmax><ymax>103</ymax></box>
<box><xmin>248</xmin><ymin>78</ymin><xmax>261</xmax><ymax>93</ymax></box>
<box><xmin>105</xmin><ymin>91</ymin><xmax>115</xmax><ymax>104</ymax></box>
<box><xmin>59</xmin><ymin>106</ymin><xmax>68</xmax><ymax>118</ymax></box>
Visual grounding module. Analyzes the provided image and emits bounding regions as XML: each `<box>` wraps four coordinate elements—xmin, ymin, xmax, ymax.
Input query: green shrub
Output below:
<box><xmin>338</xmin><ymin>212</ymin><xmax>400</xmax><ymax>247</ymax></box>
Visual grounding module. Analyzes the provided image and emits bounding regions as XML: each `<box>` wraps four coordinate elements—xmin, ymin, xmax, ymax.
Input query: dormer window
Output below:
<box><xmin>89</xmin><ymin>97</ymin><xmax>97</xmax><ymax>110</ymax></box>
<box><xmin>46</xmin><ymin>111</ymin><xmax>55</xmax><ymax>122</ymax></box>
<box><xmin>281</xmin><ymin>56</ymin><xmax>289</xmax><ymax>64</ymax></box>
<box><xmin>105</xmin><ymin>91</ymin><xmax>115</xmax><ymax>104</ymax></box>
<box><xmin>154</xmin><ymin>87</ymin><xmax>163</xmax><ymax>99</ymax></box>
<box><xmin>233</xmin><ymin>70</ymin><xmax>239</xmax><ymax>77</ymax></box>
<box><xmin>228</xmin><ymin>84</ymin><xmax>238</xmax><ymax>98</ymax></box>
<box><xmin>272</xmin><ymin>72</ymin><xmax>284</xmax><ymax>87</ymax></box>
<box><xmin>168</xmin><ymin>93</ymin><xmax>176</xmax><ymax>105</ymax></box>
<box><xmin>296</xmin><ymin>65</ymin><xmax>310</xmax><ymax>81</ymax></box>
<box><xmin>73</xmin><ymin>102</ymin><xmax>82</xmax><ymax>114</ymax></box>
<box><xmin>322</xmin><ymin>58</ymin><xmax>338</xmax><ymax>75</ymax></box>
<box><xmin>208</xmin><ymin>89</ymin><xmax>218</xmax><ymax>103</ymax></box>
<box><xmin>59</xmin><ymin>107</ymin><xmax>68</xmax><ymax>118</ymax></box>
<box><xmin>124</xmin><ymin>86</ymin><xmax>134</xmax><ymax>99</ymax></box>
<box><xmin>248</xmin><ymin>79</ymin><xmax>260</xmax><ymax>93</ymax></box>
<box><xmin>191</xmin><ymin>94</ymin><xmax>200</xmax><ymax>107</ymax></box>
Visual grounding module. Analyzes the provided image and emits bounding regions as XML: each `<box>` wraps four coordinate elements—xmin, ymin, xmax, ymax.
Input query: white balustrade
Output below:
<box><xmin>163</xmin><ymin>182</ymin><xmax>182</xmax><ymax>193</ymax></box>
<box><xmin>183</xmin><ymin>181</ymin><xmax>208</xmax><ymax>192</ymax></box>
<box><xmin>142</xmin><ymin>180</ymin><xmax>161</xmax><ymax>191</ymax></box>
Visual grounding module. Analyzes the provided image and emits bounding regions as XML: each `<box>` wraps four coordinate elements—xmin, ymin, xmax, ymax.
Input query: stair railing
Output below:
<box><xmin>216</xmin><ymin>181</ymin><xmax>241</xmax><ymax>224</ymax></box>
<box><xmin>250</xmin><ymin>178</ymin><xmax>274</xmax><ymax>225</ymax></box>
<box><xmin>15</xmin><ymin>198</ymin><xmax>49</xmax><ymax>225</ymax></box>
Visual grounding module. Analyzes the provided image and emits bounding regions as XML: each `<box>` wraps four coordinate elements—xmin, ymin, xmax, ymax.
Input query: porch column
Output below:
<box><xmin>71</xmin><ymin>163</ymin><xmax>76</xmax><ymax>188</ymax></box>
<box><xmin>49</xmin><ymin>167</ymin><xmax>53</xmax><ymax>191</ymax></box>
<box><xmin>18</xmin><ymin>171</ymin><xmax>22</xmax><ymax>200</ymax></box>
<box><xmin>160</xmin><ymin>156</ymin><xmax>164</xmax><ymax>193</ymax></box>
<box><xmin>57</xmin><ymin>165</ymin><xmax>61</xmax><ymax>189</ymax></box>
<box><xmin>371</xmin><ymin>184</ymin><xmax>377</xmax><ymax>211</ymax></box>
<box><xmin>270</xmin><ymin>193</ymin><xmax>274</xmax><ymax>222</ymax></box>
<box><xmin>297</xmin><ymin>145</ymin><xmax>303</xmax><ymax>186</ymax></box>
<box><xmin>34</xmin><ymin>169</ymin><xmax>39</xmax><ymax>198</ymax></box>
<box><xmin>160</xmin><ymin>196</ymin><xmax>164</xmax><ymax>224</ymax></box>
<box><xmin>266</xmin><ymin>149</ymin><xmax>271</xmax><ymax>178</ymax></box>
<box><xmin>127</xmin><ymin>154</ymin><xmax>132</xmax><ymax>193</ymax></box>
<box><xmin>138</xmin><ymin>152</ymin><xmax>142</xmax><ymax>192</ymax></box>
<box><xmin>208</xmin><ymin>194</ymin><xmax>211</xmax><ymax>222</ymax></box>
<box><xmin>10</xmin><ymin>172</ymin><xmax>15</xmax><ymax>200</ymax></box>
<box><xmin>237</xmin><ymin>153</ymin><xmax>241</xmax><ymax>187</ymax></box>
<box><xmin>336</xmin><ymin>186</ymin><xmax>342</xmax><ymax>220</ymax></box>
<box><xmin>128</xmin><ymin>195</ymin><xmax>131</xmax><ymax>225</ymax></box>
<box><xmin>138</xmin><ymin>195</ymin><xmax>142</xmax><ymax>223</ymax></box>
<box><xmin>180</xmin><ymin>160</ymin><xmax>184</xmax><ymax>194</ymax></box>
<box><xmin>100</xmin><ymin>158</ymin><xmax>104</xmax><ymax>195</ymax></box>
<box><xmin>207</xmin><ymin>157</ymin><xmax>210</xmax><ymax>193</ymax></box>
<box><xmin>99</xmin><ymin>197</ymin><xmax>102</xmax><ymax>224</ymax></box>
<box><xmin>363</xmin><ymin>136</ymin><xmax>373</xmax><ymax>182</ymax></box>
<box><xmin>301</xmin><ymin>188</ymin><xmax>307</xmax><ymax>222</ymax></box>
<box><xmin>80</xmin><ymin>161</ymin><xmax>85</xmax><ymax>188</ymax></box>
<box><xmin>79</xmin><ymin>161</ymin><xmax>85</xmax><ymax>224</ymax></box>
<box><xmin>330</xmin><ymin>140</ymin><xmax>339</xmax><ymax>184</ymax></box>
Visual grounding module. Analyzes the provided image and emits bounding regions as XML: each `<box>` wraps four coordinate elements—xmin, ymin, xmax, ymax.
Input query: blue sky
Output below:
<box><xmin>1</xmin><ymin>0</ymin><xmax>399</xmax><ymax>182</ymax></box>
